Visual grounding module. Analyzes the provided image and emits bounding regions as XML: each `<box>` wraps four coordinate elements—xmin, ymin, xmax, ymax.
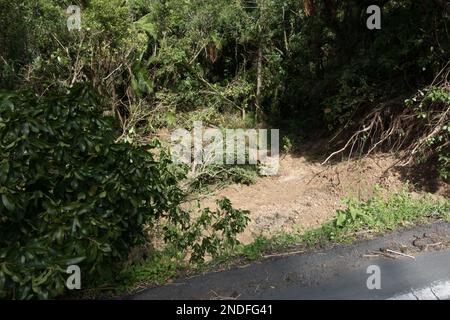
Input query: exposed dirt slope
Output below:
<box><xmin>200</xmin><ymin>153</ymin><xmax>447</xmax><ymax>244</ymax></box>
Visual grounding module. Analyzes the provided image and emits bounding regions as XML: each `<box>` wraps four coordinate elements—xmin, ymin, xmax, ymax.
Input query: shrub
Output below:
<box><xmin>0</xmin><ymin>85</ymin><xmax>185</xmax><ymax>299</ymax></box>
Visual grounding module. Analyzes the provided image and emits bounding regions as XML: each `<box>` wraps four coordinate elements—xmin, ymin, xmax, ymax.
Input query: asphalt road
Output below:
<box><xmin>130</xmin><ymin>222</ymin><xmax>450</xmax><ymax>300</ymax></box>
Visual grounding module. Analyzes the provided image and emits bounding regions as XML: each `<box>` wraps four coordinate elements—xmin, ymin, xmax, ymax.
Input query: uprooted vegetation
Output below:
<box><xmin>323</xmin><ymin>66</ymin><xmax>450</xmax><ymax>180</ymax></box>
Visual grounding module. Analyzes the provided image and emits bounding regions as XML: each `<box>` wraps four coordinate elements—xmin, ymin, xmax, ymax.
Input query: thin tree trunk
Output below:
<box><xmin>255</xmin><ymin>45</ymin><xmax>263</xmax><ymax>121</ymax></box>
<box><xmin>303</xmin><ymin>0</ymin><xmax>315</xmax><ymax>17</ymax></box>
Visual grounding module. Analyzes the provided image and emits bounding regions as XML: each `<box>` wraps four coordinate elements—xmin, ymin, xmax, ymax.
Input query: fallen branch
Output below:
<box><xmin>385</xmin><ymin>249</ymin><xmax>416</xmax><ymax>260</ymax></box>
<box><xmin>263</xmin><ymin>250</ymin><xmax>305</xmax><ymax>259</ymax></box>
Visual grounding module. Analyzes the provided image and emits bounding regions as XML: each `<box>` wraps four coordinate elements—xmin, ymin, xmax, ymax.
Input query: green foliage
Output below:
<box><xmin>0</xmin><ymin>0</ymin><xmax>146</xmax><ymax>105</ymax></box>
<box><xmin>279</xmin><ymin>0</ymin><xmax>449</xmax><ymax>133</ymax></box>
<box><xmin>239</xmin><ymin>233</ymin><xmax>300</xmax><ymax>261</ymax></box>
<box><xmin>3</xmin><ymin>1</ymin><xmax>449</xmax><ymax>149</ymax></box>
<box><xmin>0</xmin><ymin>85</ymin><xmax>249</xmax><ymax>299</ymax></box>
<box><xmin>0</xmin><ymin>85</ymin><xmax>186</xmax><ymax>299</ymax></box>
<box><xmin>186</xmin><ymin>164</ymin><xmax>259</xmax><ymax>193</ymax></box>
<box><xmin>163</xmin><ymin>198</ymin><xmax>250</xmax><ymax>265</ymax></box>
<box><xmin>438</xmin><ymin>153</ymin><xmax>450</xmax><ymax>179</ymax></box>
<box><xmin>115</xmin><ymin>198</ymin><xmax>250</xmax><ymax>295</ymax></box>
<box><xmin>117</xmin><ymin>251</ymin><xmax>179</xmax><ymax>293</ymax></box>
<box><xmin>310</xmin><ymin>188</ymin><xmax>450</xmax><ymax>243</ymax></box>
<box><xmin>281</xmin><ymin>136</ymin><xmax>293</xmax><ymax>154</ymax></box>
<box><xmin>405</xmin><ymin>86</ymin><xmax>450</xmax><ymax>178</ymax></box>
<box><xmin>0</xmin><ymin>0</ymin><xmax>67</xmax><ymax>63</ymax></box>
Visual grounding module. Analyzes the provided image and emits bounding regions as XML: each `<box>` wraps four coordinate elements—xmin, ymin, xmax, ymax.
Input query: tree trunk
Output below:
<box><xmin>255</xmin><ymin>45</ymin><xmax>263</xmax><ymax>122</ymax></box>
<box><xmin>303</xmin><ymin>0</ymin><xmax>315</xmax><ymax>17</ymax></box>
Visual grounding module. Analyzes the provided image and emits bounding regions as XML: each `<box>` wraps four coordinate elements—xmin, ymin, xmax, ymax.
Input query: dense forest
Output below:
<box><xmin>0</xmin><ymin>0</ymin><xmax>449</xmax><ymax>299</ymax></box>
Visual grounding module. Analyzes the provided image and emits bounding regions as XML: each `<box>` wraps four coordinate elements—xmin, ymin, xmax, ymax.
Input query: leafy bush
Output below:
<box><xmin>404</xmin><ymin>86</ymin><xmax>450</xmax><ymax>179</ymax></box>
<box><xmin>327</xmin><ymin>188</ymin><xmax>450</xmax><ymax>241</ymax></box>
<box><xmin>168</xmin><ymin>198</ymin><xmax>250</xmax><ymax>264</ymax></box>
<box><xmin>116</xmin><ymin>198</ymin><xmax>250</xmax><ymax>294</ymax></box>
<box><xmin>0</xmin><ymin>85</ymin><xmax>185</xmax><ymax>299</ymax></box>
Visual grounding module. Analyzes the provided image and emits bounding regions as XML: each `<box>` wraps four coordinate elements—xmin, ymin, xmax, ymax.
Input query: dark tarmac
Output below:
<box><xmin>130</xmin><ymin>222</ymin><xmax>450</xmax><ymax>300</ymax></box>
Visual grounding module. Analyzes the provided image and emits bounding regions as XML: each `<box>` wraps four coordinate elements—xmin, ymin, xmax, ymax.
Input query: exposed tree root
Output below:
<box><xmin>323</xmin><ymin>63</ymin><xmax>450</xmax><ymax>169</ymax></box>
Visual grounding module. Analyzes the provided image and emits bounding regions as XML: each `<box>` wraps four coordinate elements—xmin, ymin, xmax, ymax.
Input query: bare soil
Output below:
<box><xmin>199</xmin><ymin>152</ymin><xmax>448</xmax><ymax>244</ymax></box>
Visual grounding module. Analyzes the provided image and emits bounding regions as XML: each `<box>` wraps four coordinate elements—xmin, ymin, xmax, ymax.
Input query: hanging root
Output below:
<box><xmin>323</xmin><ymin>62</ymin><xmax>450</xmax><ymax>167</ymax></box>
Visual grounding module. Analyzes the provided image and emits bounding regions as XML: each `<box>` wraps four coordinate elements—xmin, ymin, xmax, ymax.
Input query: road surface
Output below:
<box><xmin>130</xmin><ymin>222</ymin><xmax>450</xmax><ymax>300</ymax></box>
